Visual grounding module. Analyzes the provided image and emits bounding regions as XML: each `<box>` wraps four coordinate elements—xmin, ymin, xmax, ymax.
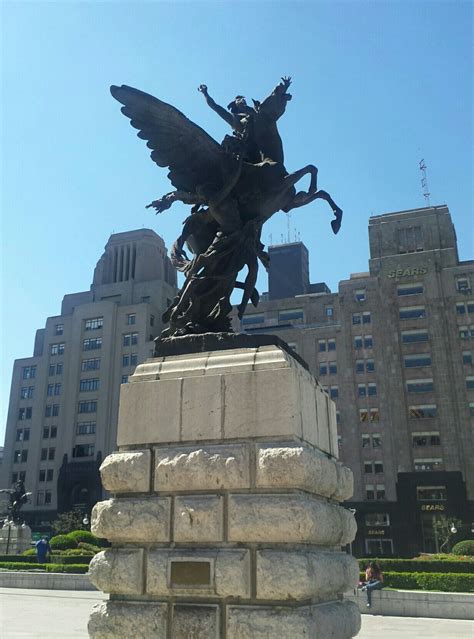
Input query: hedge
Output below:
<box><xmin>0</xmin><ymin>562</ymin><xmax>89</xmax><ymax>574</ymax></box>
<box><xmin>67</xmin><ymin>531</ymin><xmax>108</xmax><ymax>547</ymax></box>
<box><xmin>358</xmin><ymin>558</ymin><xmax>474</xmax><ymax>574</ymax></box>
<box><xmin>359</xmin><ymin>571</ymin><xmax>474</xmax><ymax>592</ymax></box>
<box><xmin>452</xmin><ymin>540</ymin><xmax>474</xmax><ymax>556</ymax></box>
<box><xmin>50</xmin><ymin>534</ymin><xmax>77</xmax><ymax>551</ymax></box>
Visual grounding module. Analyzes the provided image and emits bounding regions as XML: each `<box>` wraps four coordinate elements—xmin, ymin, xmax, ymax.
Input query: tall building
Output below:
<box><xmin>237</xmin><ymin>205</ymin><xmax>474</xmax><ymax>557</ymax></box>
<box><xmin>0</xmin><ymin>229</ymin><xmax>177</xmax><ymax>529</ymax></box>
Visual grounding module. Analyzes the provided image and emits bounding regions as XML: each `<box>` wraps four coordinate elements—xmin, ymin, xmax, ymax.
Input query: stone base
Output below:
<box><xmin>0</xmin><ymin>524</ymin><xmax>32</xmax><ymax>555</ymax></box>
<box><xmin>88</xmin><ymin>346</ymin><xmax>360</xmax><ymax>638</ymax></box>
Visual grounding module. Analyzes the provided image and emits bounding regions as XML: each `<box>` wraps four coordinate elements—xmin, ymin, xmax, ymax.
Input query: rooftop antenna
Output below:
<box><xmin>285</xmin><ymin>211</ymin><xmax>292</xmax><ymax>243</ymax></box>
<box><xmin>419</xmin><ymin>159</ymin><xmax>431</xmax><ymax>206</ymax></box>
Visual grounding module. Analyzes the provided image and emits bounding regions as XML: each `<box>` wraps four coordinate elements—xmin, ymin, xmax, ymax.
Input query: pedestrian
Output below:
<box><xmin>361</xmin><ymin>560</ymin><xmax>384</xmax><ymax>608</ymax></box>
<box><xmin>35</xmin><ymin>536</ymin><xmax>51</xmax><ymax>564</ymax></box>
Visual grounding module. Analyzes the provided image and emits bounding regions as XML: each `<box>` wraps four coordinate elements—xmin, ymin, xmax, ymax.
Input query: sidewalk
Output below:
<box><xmin>0</xmin><ymin>588</ymin><xmax>473</xmax><ymax>637</ymax></box>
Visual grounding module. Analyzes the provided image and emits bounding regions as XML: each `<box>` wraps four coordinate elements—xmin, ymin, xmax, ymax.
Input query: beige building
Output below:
<box><xmin>0</xmin><ymin>229</ymin><xmax>177</xmax><ymax>529</ymax></box>
<box><xmin>236</xmin><ymin>205</ymin><xmax>474</xmax><ymax>556</ymax></box>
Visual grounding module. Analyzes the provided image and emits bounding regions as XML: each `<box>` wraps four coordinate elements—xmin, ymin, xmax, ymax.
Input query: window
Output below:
<box><xmin>41</xmin><ymin>448</ymin><xmax>47</xmax><ymax>461</ymax></box>
<box><xmin>82</xmin><ymin>358</ymin><xmax>101</xmax><ymax>372</ymax></box>
<box><xmin>78</xmin><ymin>400</ymin><xmax>97</xmax><ymax>414</ymax></box>
<box><xmin>417</xmin><ymin>486</ymin><xmax>447</xmax><ymax>501</ymax></box>
<box><xmin>352</xmin><ymin>312</ymin><xmax>371</xmax><ymax>325</ymax></box>
<box><xmin>126</xmin><ymin>313</ymin><xmax>136</xmax><ymax>325</ymax></box>
<box><xmin>409</xmin><ymin>405</ymin><xmax>437</xmax><ymax>419</ymax></box>
<box><xmin>123</xmin><ymin>333</ymin><xmax>138</xmax><ymax>347</ymax></box>
<box><xmin>355</xmin><ymin>289</ymin><xmax>366</xmax><ymax>302</ymax></box>
<box><xmin>326</xmin><ymin>361</ymin><xmax>336</xmax><ymax>375</ymax></box>
<box><xmin>83</xmin><ymin>337</ymin><xmax>102</xmax><ymax>351</ymax></box>
<box><xmin>84</xmin><ymin>317</ymin><xmax>103</xmax><ymax>331</ymax></box>
<box><xmin>18</xmin><ymin>407</ymin><xmax>32</xmax><ymax>420</ymax></box>
<box><xmin>55</xmin><ymin>323</ymin><xmax>64</xmax><ymax>335</ymax></box>
<box><xmin>14</xmin><ymin>450</ymin><xmax>28</xmax><ymax>463</ymax></box>
<box><xmin>22</xmin><ymin>365</ymin><xmax>36</xmax><ymax>379</ymax></box>
<box><xmin>406</xmin><ymin>379</ymin><xmax>434</xmax><ymax>393</ymax></box>
<box><xmin>121</xmin><ymin>375</ymin><xmax>129</xmax><ymax>384</ymax></box>
<box><xmin>466</xmin><ymin>376</ymin><xmax>474</xmax><ymax>390</ymax></box>
<box><xmin>366</xmin><ymin>359</ymin><xmax>375</xmax><ymax>372</ymax></box>
<box><xmin>319</xmin><ymin>363</ymin><xmax>327</xmax><ymax>376</ymax></box>
<box><xmin>50</xmin><ymin>343</ymin><xmax>65</xmax><ymax>356</ymax></box>
<box><xmin>130</xmin><ymin>353</ymin><xmax>138</xmax><ymax>366</ymax></box>
<box><xmin>372</xmin><ymin>434</ymin><xmax>382</xmax><ymax>448</ymax></box>
<box><xmin>45</xmin><ymin>404</ymin><xmax>59</xmax><ymax>417</ymax></box>
<box><xmin>374</xmin><ymin>462</ymin><xmax>384</xmax><ymax>474</ymax></box>
<box><xmin>354</xmin><ymin>336</ymin><xmax>363</xmax><ymax>350</ymax></box>
<box><xmin>54</xmin><ymin>383</ymin><xmax>61</xmax><ymax>395</ymax></box>
<box><xmin>20</xmin><ymin>386</ymin><xmax>34</xmax><ymax>399</ymax></box>
<box><xmin>367</xmin><ymin>380</ymin><xmax>376</xmax><ymax>394</ymax></box>
<box><xmin>79</xmin><ymin>378</ymin><xmax>100</xmax><ymax>392</ymax></box>
<box><xmin>150</xmin><ymin>315</ymin><xmax>155</xmax><ymax>327</ymax></box>
<box><xmin>39</xmin><ymin>469</ymin><xmax>45</xmax><ymax>482</ymax></box>
<box><xmin>404</xmin><ymin>353</ymin><xmax>431</xmax><ymax>368</ymax></box>
<box><xmin>399</xmin><ymin>306</ymin><xmax>426</xmax><ymax>320</ymax></box>
<box><xmin>36</xmin><ymin>490</ymin><xmax>52</xmax><ymax>505</ymax></box>
<box><xmin>358</xmin><ymin>384</ymin><xmax>367</xmax><ymax>398</ymax></box>
<box><xmin>397</xmin><ymin>283</ymin><xmax>424</xmax><ymax>296</ymax></box>
<box><xmin>72</xmin><ymin>444</ymin><xmax>95</xmax><ymax>458</ymax></box>
<box><xmin>365</xmin><ymin>513</ymin><xmax>390</xmax><ymax>527</ymax></box>
<box><xmin>11</xmin><ymin>471</ymin><xmax>26</xmax><ymax>484</ymax></box>
<box><xmin>330</xmin><ymin>386</ymin><xmax>338</xmax><ymax>400</ymax></box>
<box><xmin>318</xmin><ymin>338</ymin><xmax>335</xmax><ymax>352</ymax></box>
<box><xmin>364</xmin><ymin>462</ymin><xmax>373</xmax><ymax>474</ymax></box>
<box><xmin>356</xmin><ymin>359</ymin><xmax>374</xmax><ymax>373</ymax></box>
<box><xmin>457</xmin><ymin>278</ymin><xmax>470</xmax><ymax>292</ymax></box>
<box><xmin>456</xmin><ymin>302</ymin><xmax>466</xmax><ymax>315</ymax></box>
<box><xmin>336</xmin><ymin>411</ymin><xmax>341</xmax><ymax>425</ymax></box>
<box><xmin>43</xmin><ymin>427</ymin><xmax>50</xmax><ymax>438</ymax></box>
<box><xmin>278</xmin><ymin>308</ymin><xmax>304</xmax><ymax>322</ymax></box>
<box><xmin>328</xmin><ymin>338</ymin><xmax>336</xmax><ymax>351</ymax></box>
<box><xmin>47</xmin><ymin>384</ymin><xmax>54</xmax><ymax>397</ymax></box>
<box><xmin>242</xmin><ymin>313</ymin><xmax>265</xmax><ymax>326</ymax></box>
<box><xmin>16</xmin><ymin>428</ymin><xmax>30</xmax><ymax>441</ymax></box>
<box><xmin>414</xmin><ymin>458</ymin><xmax>443</xmax><ymax>471</ymax></box>
<box><xmin>362</xmin><ymin>434</ymin><xmax>371</xmax><ymax>448</ymax></box>
<box><xmin>337</xmin><ymin>436</ymin><xmax>342</xmax><ymax>449</ymax></box>
<box><xmin>50</xmin><ymin>426</ymin><xmax>57</xmax><ymax>438</ymax></box>
<box><xmin>49</xmin><ymin>364</ymin><xmax>55</xmax><ymax>376</ymax></box>
<box><xmin>49</xmin><ymin>363</ymin><xmax>63</xmax><ymax>375</ymax></box>
<box><xmin>47</xmin><ymin>469</ymin><xmax>54</xmax><ymax>482</ymax></box>
<box><xmin>76</xmin><ymin>421</ymin><xmax>96</xmax><ymax>435</ymax></box>
<box><xmin>365</xmin><ymin>461</ymin><xmax>384</xmax><ymax>474</ymax></box>
<box><xmin>469</xmin><ymin>402</ymin><xmax>474</xmax><ymax>417</ymax></box>
<box><xmin>358</xmin><ymin>383</ymin><xmax>377</xmax><ymax>397</ymax></box>
<box><xmin>402</xmin><ymin>329</ymin><xmax>429</xmax><ymax>343</ymax></box>
<box><xmin>463</xmin><ymin>352</ymin><xmax>472</xmax><ymax>365</ymax></box>
<box><xmin>398</xmin><ymin>226</ymin><xmax>423</xmax><ymax>253</ymax></box>
<box><xmin>459</xmin><ymin>326</ymin><xmax>474</xmax><ymax>339</ymax></box>
<box><xmin>325</xmin><ymin>306</ymin><xmax>334</xmax><ymax>317</ymax></box>
<box><xmin>48</xmin><ymin>448</ymin><xmax>55</xmax><ymax>461</ymax></box>
<box><xmin>456</xmin><ymin>301</ymin><xmax>474</xmax><ymax>315</ymax></box>
<box><xmin>376</xmin><ymin>484</ymin><xmax>386</xmax><ymax>500</ymax></box>
<box><xmin>122</xmin><ymin>354</ymin><xmax>130</xmax><ymax>367</ymax></box>
<box><xmin>359</xmin><ymin>408</ymin><xmax>380</xmax><ymax>422</ymax></box>
<box><xmin>356</xmin><ymin>359</ymin><xmax>364</xmax><ymax>373</ymax></box>
<box><xmin>365</xmin><ymin>485</ymin><xmax>375</xmax><ymax>500</ymax></box>
<box><xmin>364</xmin><ymin>335</ymin><xmax>373</xmax><ymax>349</ymax></box>
<box><xmin>412</xmin><ymin>432</ymin><xmax>441</xmax><ymax>447</ymax></box>
<box><xmin>370</xmin><ymin>408</ymin><xmax>380</xmax><ymax>422</ymax></box>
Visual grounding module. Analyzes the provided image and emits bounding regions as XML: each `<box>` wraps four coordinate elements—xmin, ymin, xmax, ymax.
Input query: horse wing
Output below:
<box><xmin>110</xmin><ymin>85</ymin><xmax>225</xmax><ymax>192</ymax></box>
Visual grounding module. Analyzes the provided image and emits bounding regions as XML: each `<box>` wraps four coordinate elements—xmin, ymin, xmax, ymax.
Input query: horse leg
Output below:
<box><xmin>287</xmin><ymin>188</ymin><xmax>343</xmax><ymax>235</ymax></box>
<box><xmin>146</xmin><ymin>190</ymin><xmax>204</xmax><ymax>214</ymax></box>
<box><xmin>282</xmin><ymin>164</ymin><xmax>318</xmax><ymax>194</ymax></box>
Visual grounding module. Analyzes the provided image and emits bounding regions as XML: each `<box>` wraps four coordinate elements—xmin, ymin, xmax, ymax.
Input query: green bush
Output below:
<box><xmin>0</xmin><ymin>554</ymin><xmax>39</xmax><ymax>563</ymax></box>
<box><xmin>358</xmin><ymin>558</ymin><xmax>474</xmax><ymax>574</ymax></box>
<box><xmin>21</xmin><ymin>548</ymin><xmax>36</xmax><ymax>557</ymax></box>
<box><xmin>0</xmin><ymin>561</ymin><xmax>88</xmax><ymax>574</ymax></box>
<box><xmin>78</xmin><ymin>542</ymin><xmax>101</xmax><ymax>554</ymax></box>
<box><xmin>67</xmin><ymin>530</ymin><xmax>101</xmax><ymax>545</ymax></box>
<box><xmin>452</xmin><ymin>540</ymin><xmax>474</xmax><ymax>556</ymax></box>
<box><xmin>49</xmin><ymin>555</ymin><xmax>92</xmax><ymax>565</ymax></box>
<box><xmin>63</xmin><ymin>548</ymin><xmax>95</xmax><ymax>557</ymax></box>
<box><xmin>359</xmin><ymin>571</ymin><xmax>474</xmax><ymax>592</ymax></box>
<box><xmin>50</xmin><ymin>534</ymin><xmax>77</xmax><ymax>551</ymax></box>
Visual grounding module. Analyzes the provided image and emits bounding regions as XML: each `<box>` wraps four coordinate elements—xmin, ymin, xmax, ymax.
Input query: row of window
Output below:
<box><xmin>460</xmin><ymin>326</ymin><xmax>474</xmax><ymax>339</ymax></box>
<box><xmin>49</xmin><ymin>363</ymin><xmax>63</xmax><ymax>376</ymax></box>
<box><xmin>456</xmin><ymin>302</ymin><xmax>474</xmax><ymax>315</ymax></box>
<box><xmin>47</xmin><ymin>383</ymin><xmax>61</xmax><ymax>396</ymax></box>
<box><xmin>365</xmin><ymin>484</ymin><xmax>385</xmax><ymax>500</ymax></box>
<box><xmin>364</xmin><ymin>461</ymin><xmax>384</xmax><ymax>474</ymax></box>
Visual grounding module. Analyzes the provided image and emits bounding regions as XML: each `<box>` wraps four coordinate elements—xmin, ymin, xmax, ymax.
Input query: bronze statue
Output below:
<box><xmin>0</xmin><ymin>480</ymin><xmax>31</xmax><ymax>525</ymax></box>
<box><xmin>110</xmin><ymin>78</ymin><xmax>342</xmax><ymax>339</ymax></box>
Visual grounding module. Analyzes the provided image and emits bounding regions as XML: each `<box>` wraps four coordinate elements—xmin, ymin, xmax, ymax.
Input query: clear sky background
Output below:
<box><xmin>1</xmin><ymin>0</ymin><xmax>472</xmax><ymax>442</ymax></box>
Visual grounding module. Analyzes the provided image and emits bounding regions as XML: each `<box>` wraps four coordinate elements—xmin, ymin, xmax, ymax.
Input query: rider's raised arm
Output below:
<box><xmin>198</xmin><ymin>84</ymin><xmax>236</xmax><ymax>129</ymax></box>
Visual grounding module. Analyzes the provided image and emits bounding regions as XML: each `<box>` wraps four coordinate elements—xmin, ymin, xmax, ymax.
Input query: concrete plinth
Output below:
<box><xmin>0</xmin><ymin>523</ymin><xmax>32</xmax><ymax>555</ymax></box>
<box><xmin>88</xmin><ymin>345</ymin><xmax>360</xmax><ymax>638</ymax></box>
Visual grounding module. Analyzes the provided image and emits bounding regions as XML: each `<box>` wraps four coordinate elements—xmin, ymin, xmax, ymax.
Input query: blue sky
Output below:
<box><xmin>1</xmin><ymin>1</ymin><xmax>472</xmax><ymax>441</ymax></box>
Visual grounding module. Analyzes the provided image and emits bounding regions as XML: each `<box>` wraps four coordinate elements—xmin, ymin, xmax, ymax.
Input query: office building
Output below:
<box><xmin>0</xmin><ymin>229</ymin><xmax>177</xmax><ymax>528</ymax></box>
<box><xmin>237</xmin><ymin>205</ymin><xmax>474</xmax><ymax>556</ymax></box>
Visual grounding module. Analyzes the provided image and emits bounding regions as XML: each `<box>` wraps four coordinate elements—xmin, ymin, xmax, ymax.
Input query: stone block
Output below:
<box><xmin>88</xmin><ymin>548</ymin><xmax>144</xmax><ymax>595</ymax></box>
<box><xmin>256</xmin><ymin>550</ymin><xmax>359</xmax><ymax>600</ymax></box>
<box><xmin>171</xmin><ymin>604</ymin><xmax>219</xmax><ymax>638</ymax></box>
<box><xmin>174</xmin><ymin>495</ymin><xmax>224</xmax><ymax>542</ymax></box>
<box><xmin>99</xmin><ymin>450</ymin><xmax>151</xmax><ymax>493</ymax></box>
<box><xmin>226</xmin><ymin>601</ymin><xmax>360</xmax><ymax>638</ymax></box>
<box><xmin>154</xmin><ymin>444</ymin><xmax>250</xmax><ymax>491</ymax></box>
<box><xmin>91</xmin><ymin>497</ymin><xmax>170</xmax><ymax>542</ymax></box>
<box><xmin>332</xmin><ymin>463</ymin><xmax>354</xmax><ymax>501</ymax></box>
<box><xmin>88</xmin><ymin>600</ymin><xmax>167</xmax><ymax>639</ymax></box>
<box><xmin>117</xmin><ymin>378</ymin><xmax>182</xmax><ymax>446</ymax></box>
<box><xmin>256</xmin><ymin>443</ymin><xmax>339</xmax><ymax>498</ymax></box>
<box><xmin>181</xmin><ymin>374</ymin><xmax>223</xmax><ymax>440</ymax></box>
<box><xmin>228</xmin><ymin>494</ymin><xmax>355</xmax><ymax>545</ymax></box>
<box><xmin>147</xmin><ymin>549</ymin><xmax>251</xmax><ymax>599</ymax></box>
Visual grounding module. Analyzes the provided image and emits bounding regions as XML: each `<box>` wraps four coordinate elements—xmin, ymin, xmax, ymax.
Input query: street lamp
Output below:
<box><xmin>450</xmin><ymin>524</ymin><xmax>457</xmax><ymax>534</ymax></box>
<box><xmin>82</xmin><ymin>514</ymin><xmax>89</xmax><ymax>528</ymax></box>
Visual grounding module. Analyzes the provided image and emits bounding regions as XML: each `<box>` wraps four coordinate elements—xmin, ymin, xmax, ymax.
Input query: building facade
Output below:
<box><xmin>237</xmin><ymin>205</ymin><xmax>474</xmax><ymax>557</ymax></box>
<box><xmin>0</xmin><ymin>229</ymin><xmax>177</xmax><ymax>529</ymax></box>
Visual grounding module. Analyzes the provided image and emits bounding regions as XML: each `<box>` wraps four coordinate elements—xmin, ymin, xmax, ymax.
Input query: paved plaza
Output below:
<box><xmin>0</xmin><ymin>588</ymin><xmax>472</xmax><ymax>638</ymax></box>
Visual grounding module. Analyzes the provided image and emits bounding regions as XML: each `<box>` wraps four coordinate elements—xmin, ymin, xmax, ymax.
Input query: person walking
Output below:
<box><xmin>361</xmin><ymin>560</ymin><xmax>384</xmax><ymax>608</ymax></box>
<box><xmin>35</xmin><ymin>536</ymin><xmax>51</xmax><ymax>564</ymax></box>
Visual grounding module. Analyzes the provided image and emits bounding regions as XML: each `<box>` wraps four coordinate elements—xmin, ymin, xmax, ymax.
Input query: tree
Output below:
<box><xmin>433</xmin><ymin>516</ymin><xmax>462</xmax><ymax>553</ymax></box>
<box><xmin>51</xmin><ymin>509</ymin><xmax>87</xmax><ymax>535</ymax></box>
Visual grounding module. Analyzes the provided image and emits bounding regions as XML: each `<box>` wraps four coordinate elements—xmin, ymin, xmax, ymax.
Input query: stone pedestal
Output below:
<box><xmin>88</xmin><ymin>345</ymin><xmax>361</xmax><ymax>638</ymax></box>
<box><xmin>0</xmin><ymin>523</ymin><xmax>32</xmax><ymax>555</ymax></box>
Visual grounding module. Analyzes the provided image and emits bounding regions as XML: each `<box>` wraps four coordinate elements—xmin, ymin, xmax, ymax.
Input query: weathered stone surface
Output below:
<box><xmin>226</xmin><ymin>601</ymin><xmax>360</xmax><ymax>638</ymax></box>
<box><xmin>88</xmin><ymin>548</ymin><xmax>144</xmax><ymax>595</ymax></box>
<box><xmin>155</xmin><ymin>444</ymin><xmax>250</xmax><ymax>492</ymax></box>
<box><xmin>88</xmin><ymin>600</ymin><xmax>167</xmax><ymax>638</ymax></box>
<box><xmin>171</xmin><ymin>604</ymin><xmax>219</xmax><ymax>638</ymax></box>
<box><xmin>256</xmin><ymin>550</ymin><xmax>359</xmax><ymax>600</ymax></box>
<box><xmin>228</xmin><ymin>494</ymin><xmax>355</xmax><ymax>545</ymax></box>
<box><xmin>91</xmin><ymin>497</ymin><xmax>170</xmax><ymax>542</ymax></box>
<box><xmin>174</xmin><ymin>495</ymin><xmax>223</xmax><ymax>542</ymax></box>
<box><xmin>147</xmin><ymin>549</ymin><xmax>251</xmax><ymax>599</ymax></box>
<box><xmin>332</xmin><ymin>462</ymin><xmax>354</xmax><ymax>501</ymax></box>
<box><xmin>99</xmin><ymin>450</ymin><xmax>151</xmax><ymax>493</ymax></box>
<box><xmin>256</xmin><ymin>443</ymin><xmax>338</xmax><ymax>498</ymax></box>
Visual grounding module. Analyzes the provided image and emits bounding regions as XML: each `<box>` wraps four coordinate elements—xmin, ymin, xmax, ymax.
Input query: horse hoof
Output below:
<box><xmin>331</xmin><ymin>218</ymin><xmax>341</xmax><ymax>234</ymax></box>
